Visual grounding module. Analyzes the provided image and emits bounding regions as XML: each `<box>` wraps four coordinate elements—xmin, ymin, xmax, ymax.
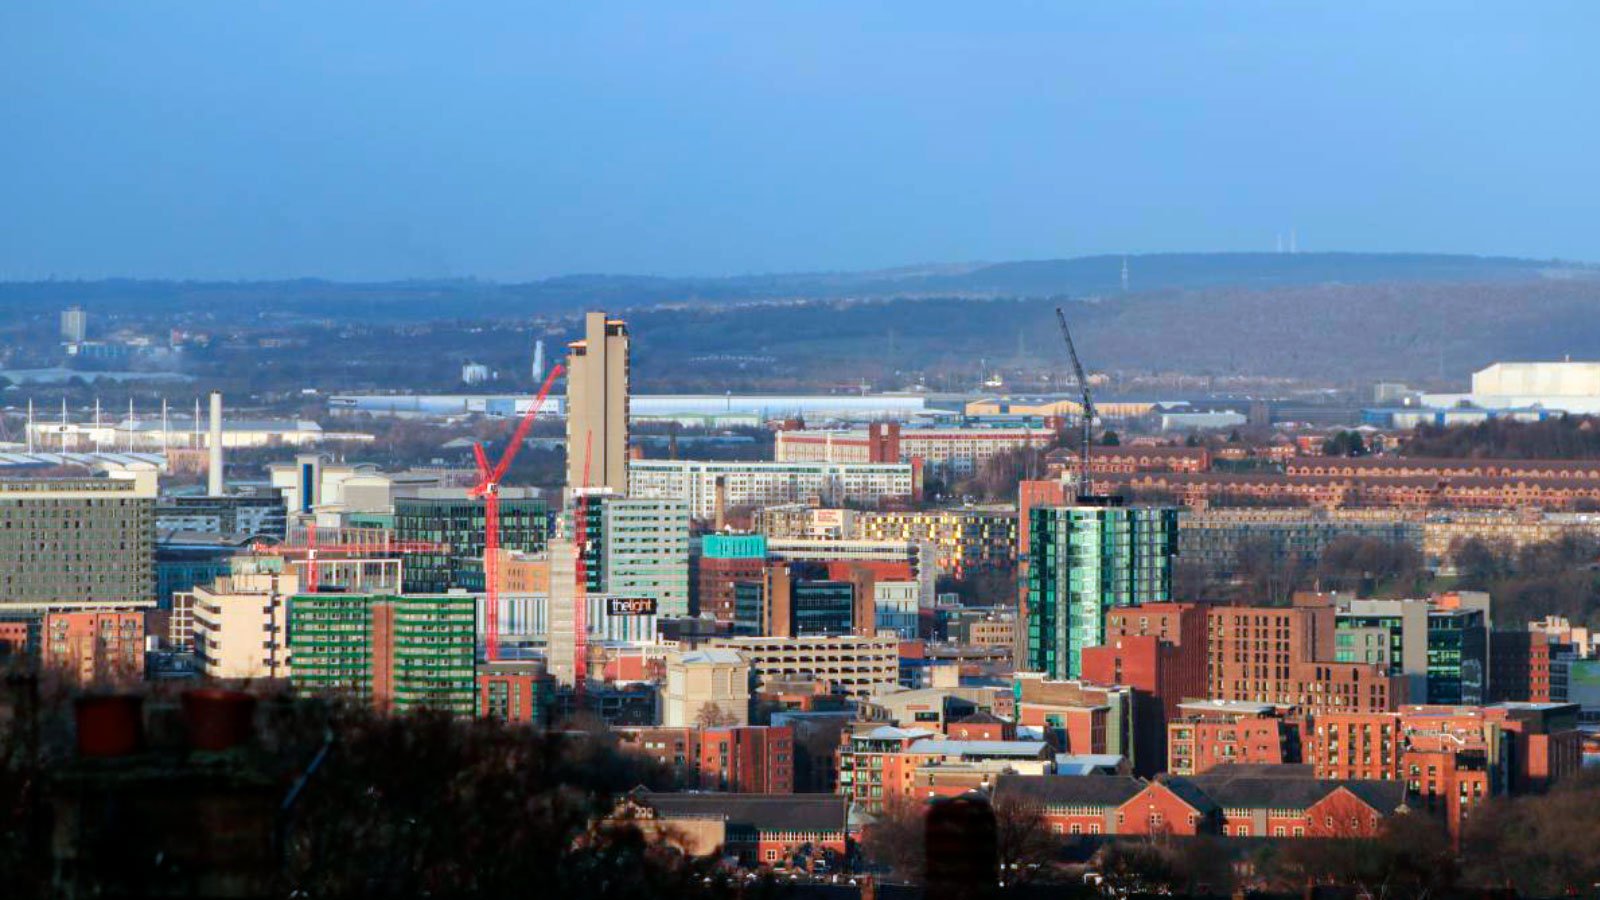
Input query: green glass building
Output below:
<box><xmin>1335</xmin><ymin>600</ymin><xmax>1487</xmax><ymax>704</ymax></box>
<box><xmin>288</xmin><ymin>592</ymin><xmax>478</xmax><ymax>714</ymax></box>
<box><xmin>1025</xmin><ymin>501</ymin><xmax>1179</xmax><ymax>680</ymax></box>
<box><xmin>394</xmin><ymin>495</ymin><xmax>550</xmax><ymax>593</ymax></box>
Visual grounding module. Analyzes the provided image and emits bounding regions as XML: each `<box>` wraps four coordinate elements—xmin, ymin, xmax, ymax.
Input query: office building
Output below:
<box><xmin>664</xmin><ymin>648</ymin><xmax>752</xmax><ymax>727</ymax></box>
<box><xmin>394</xmin><ymin>493</ymin><xmax>549</xmax><ymax>593</ymax></box>
<box><xmin>0</xmin><ymin>474</ymin><xmax>156</xmax><ymax>608</ymax></box>
<box><xmin>1024</xmin><ymin>501</ymin><xmax>1178</xmax><ymax>680</ymax></box>
<box><xmin>1012</xmin><ymin>674</ymin><xmax>1137</xmax><ymax>763</ymax></box>
<box><xmin>628</xmin><ymin>459</ymin><xmax>918</xmax><ymax>519</ymax></box>
<box><xmin>1335</xmin><ymin>596</ymin><xmax>1489</xmax><ymax>705</ymax></box>
<box><xmin>774</xmin><ymin>421</ymin><xmax>1054</xmax><ymax>476</ymax></box>
<box><xmin>693</xmin><ymin>534</ymin><xmax>768</xmax><ymax>624</ymax></box>
<box><xmin>576</xmin><ymin>496</ymin><xmax>690</xmax><ymax>617</ymax></box>
<box><xmin>155</xmin><ymin>532</ymin><xmax>254</xmax><ymax>608</ymax></box>
<box><xmin>731</xmin><ymin>563</ymin><xmax>855</xmax><ymax>638</ymax></box>
<box><xmin>1490</xmin><ymin>630</ymin><xmax>1558</xmax><ymax>703</ymax></box>
<box><xmin>872</xmin><ymin>581</ymin><xmax>919</xmax><ymax>639</ymax></box>
<box><xmin>154</xmin><ymin>490</ymin><xmax>287</xmax><ymax>538</ymax></box>
<box><xmin>287</xmin><ymin>592</ymin><xmax>478</xmax><ymax>714</ymax></box>
<box><xmin>765</xmin><ymin>537</ymin><xmax>937</xmax><ymax>605</ymax></box>
<box><xmin>566</xmin><ymin>311</ymin><xmax>630</xmax><ymax>494</ymax></box>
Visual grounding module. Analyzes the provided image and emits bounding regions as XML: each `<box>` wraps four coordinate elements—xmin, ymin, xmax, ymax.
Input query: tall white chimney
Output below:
<box><xmin>207</xmin><ymin>390</ymin><xmax>225</xmax><ymax>496</ymax></box>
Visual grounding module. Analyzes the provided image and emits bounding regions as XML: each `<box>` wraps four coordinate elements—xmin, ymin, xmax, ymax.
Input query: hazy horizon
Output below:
<box><xmin>4</xmin><ymin>2</ymin><xmax>1596</xmax><ymax>281</ymax></box>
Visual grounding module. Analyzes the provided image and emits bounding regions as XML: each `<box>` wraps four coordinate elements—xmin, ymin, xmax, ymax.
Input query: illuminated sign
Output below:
<box><xmin>606</xmin><ymin>597</ymin><xmax>657</xmax><ymax>616</ymax></box>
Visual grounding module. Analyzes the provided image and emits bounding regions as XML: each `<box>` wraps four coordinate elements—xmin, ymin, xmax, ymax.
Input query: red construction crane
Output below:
<box><xmin>470</xmin><ymin>363</ymin><xmax>565</xmax><ymax>662</ymax></box>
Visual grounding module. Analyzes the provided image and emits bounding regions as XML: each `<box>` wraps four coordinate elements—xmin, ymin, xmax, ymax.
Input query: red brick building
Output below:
<box><xmin>1013</xmin><ymin>674</ymin><xmax>1135</xmax><ymax>762</ymax></box>
<box><xmin>993</xmin><ymin>770</ymin><xmax>1405</xmax><ymax>840</ymax></box>
<box><xmin>613</xmin><ymin>790</ymin><xmax>851</xmax><ymax>868</ymax></box>
<box><xmin>42</xmin><ymin>610</ymin><xmax>145</xmax><ymax>685</ymax></box>
<box><xmin>1102</xmin><ymin>460</ymin><xmax>1600</xmax><ymax>511</ymax></box>
<box><xmin>1045</xmin><ymin>445</ymin><xmax>1213</xmax><ymax>478</ymax></box>
<box><xmin>618</xmin><ymin>725</ymin><xmax>795</xmax><ymax>793</ymax></box>
<box><xmin>476</xmin><ymin>661</ymin><xmax>554</xmax><ymax>724</ymax></box>
<box><xmin>694</xmin><ymin>554</ymin><xmax>768</xmax><ymax>625</ymax></box>
<box><xmin>1166</xmin><ymin>701</ymin><xmax>1298</xmax><ymax>776</ymax></box>
<box><xmin>1206</xmin><ymin>596</ymin><xmax>1402</xmax><ymax>714</ymax></box>
<box><xmin>1304</xmin><ymin>703</ymin><xmax>1583</xmax><ymax>842</ymax></box>
<box><xmin>1489</xmin><ymin>630</ymin><xmax>1555</xmax><ymax>702</ymax></box>
<box><xmin>1082</xmin><ymin>602</ymin><xmax>1210</xmax><ymax>774</ymax></box>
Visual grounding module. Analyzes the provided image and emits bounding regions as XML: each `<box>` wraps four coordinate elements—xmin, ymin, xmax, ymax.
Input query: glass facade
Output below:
<box><xmin>1026</xmin><ymin>503</ymin><xmax>1178</xmax><ymax>679</ymax></box>
<box><xmin>1427</xmin><ymin>610</ymin><xmax>1486</xmax><ymax>705</ymax></box>
<box><xmin>395</xmin><ymin>497</ymin><xmax>549</xmax><ymax>593</ymax></box>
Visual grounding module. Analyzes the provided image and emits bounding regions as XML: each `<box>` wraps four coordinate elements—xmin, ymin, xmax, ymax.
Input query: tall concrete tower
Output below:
<box><xmin>207</xmin><ymin>391</ymin><xmax>225</xmax><ymax>496</ymax></box>
<box><xmin>565</xmin><ymin>312</ymin><xmax>630</xmax><ymax>495</ymax></box>
<box><xmin>531</xmin><ymin>338</ymin><xmax>546</xmax><ymax>383</ymax></box>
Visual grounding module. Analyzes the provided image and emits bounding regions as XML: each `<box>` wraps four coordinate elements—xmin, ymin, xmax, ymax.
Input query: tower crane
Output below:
<box><xmin>470</xmin><ymin>363</ymin><xmax>565</xmax><ymax>662</ymax></box>
<box><xmin>1054</xmin><ymin>306</ymin><xmax>1097</xmax><ymax>500</ymax></box>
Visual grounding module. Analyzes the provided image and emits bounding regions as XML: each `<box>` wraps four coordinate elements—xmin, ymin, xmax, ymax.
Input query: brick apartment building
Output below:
<box><xmin>618</xmin><ymin>725</ymin><xmax>795</xmax><ymax>793</ymax></box>
<box><xmin>1207</xmin><ymin>595</ymin><xmax>1402</xmax><ymax>714</ymax></box>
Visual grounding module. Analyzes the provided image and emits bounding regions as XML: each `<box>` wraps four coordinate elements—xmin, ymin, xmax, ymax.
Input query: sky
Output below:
<box><xmin>2</xmin><ymin>2</ymin><xmax>1596</xmax><ymax>281</ymax></box>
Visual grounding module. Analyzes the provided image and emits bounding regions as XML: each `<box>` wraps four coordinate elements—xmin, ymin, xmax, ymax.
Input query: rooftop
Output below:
<box><xmin>629</xmin><ymin>790</ymin><xmax>849</xmax><ymax>834</ymax></box>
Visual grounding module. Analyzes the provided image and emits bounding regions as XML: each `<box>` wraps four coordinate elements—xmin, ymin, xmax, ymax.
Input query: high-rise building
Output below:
<box><xmin>394</xmin><ymin>493</ymin><xmax>549</xmax><ymax>593</ymax></box>
<box><xmin>1024</xmin><ymin>500</ymin><xmax>1178</xmax><ymax>680</ymax></box>
<box><xmin>566</xmin><ymin>311</ymin><xmax>630</xmax><ymax>494</ymax></box>
<box><xmin>287</xmin><ymin>591</ymin><xmax>478</xmax><ymax>714</ymax></box>
<box><xmin>0</xmin><ymin>474</ymin><xmax>157</xmax><ymax>607</ymax></box>
<box><xmin>577</xmin><ymin>496</ymin><xmax>691</xmax><ymax>617</ymax></box>
<box><xmin>60</xmin><ymin>305</ymin><xmax>87</xmax><ymax>343</ymax></box>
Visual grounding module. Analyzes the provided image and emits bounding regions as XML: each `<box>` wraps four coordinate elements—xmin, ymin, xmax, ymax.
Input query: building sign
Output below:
<box><xmin>607</xmin><ymin>596</ymin><xmax>657</xmax><ymax>616</ymax></box>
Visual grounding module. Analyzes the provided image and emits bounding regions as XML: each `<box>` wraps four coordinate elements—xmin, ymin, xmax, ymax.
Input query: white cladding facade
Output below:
<box><xmin>628</xmin><ymin>459</ymin><xmax>916</xmax><ymax>519</ymax></box>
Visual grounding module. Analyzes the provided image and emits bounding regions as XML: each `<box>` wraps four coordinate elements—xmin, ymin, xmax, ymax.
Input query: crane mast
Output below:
<box><xmin>1054</xmin><ymin>306</ymin><xmax>1096</xmax><ymax>500</ymax></box>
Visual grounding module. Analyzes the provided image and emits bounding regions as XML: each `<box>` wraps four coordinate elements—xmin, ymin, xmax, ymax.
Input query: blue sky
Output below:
<box><xmin>2</xmin><ymin>2</ymin><xmax>1595</xmax><ymax>280</ymax></box>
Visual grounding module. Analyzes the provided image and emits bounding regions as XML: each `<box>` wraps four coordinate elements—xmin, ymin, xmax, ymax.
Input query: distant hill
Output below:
<box><xmin>5</xmin><ymin>253</ymin><xmax>1600</xmax><ymax>388</ymax></box>
<box><xmin>0</xmin><ymin>252</ymin><xmax>1585</xmax><ymax>321</ymax></box>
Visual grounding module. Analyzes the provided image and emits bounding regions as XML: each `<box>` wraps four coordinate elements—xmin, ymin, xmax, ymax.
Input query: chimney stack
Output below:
<box><xmin>714</xmin><ymin>476</ymin><xmax>727</xmax><ymax>532</ymax></box>
<box><xmin>207</xmin><ymin>391</ymin><xmax>225</xmax><ymax>497</ymax></box>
